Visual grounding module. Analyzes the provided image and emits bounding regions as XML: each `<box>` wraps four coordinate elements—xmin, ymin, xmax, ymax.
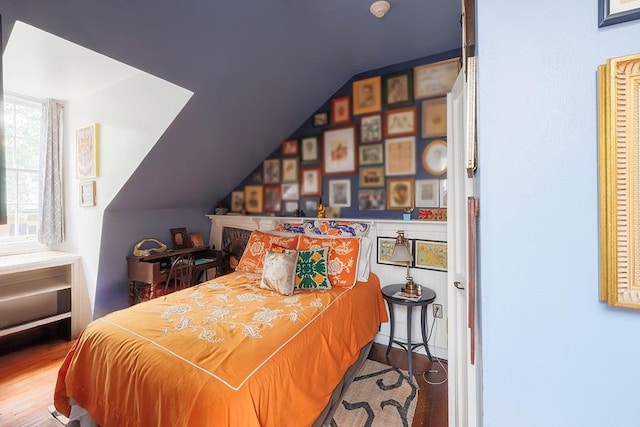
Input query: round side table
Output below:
<box><xmin>381</xmin><ymin>283</ymin><xmax>437</xmax><ymax>380</ymax></box>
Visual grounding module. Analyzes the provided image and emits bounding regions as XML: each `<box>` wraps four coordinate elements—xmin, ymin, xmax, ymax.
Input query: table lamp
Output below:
<box><xmin>390</xmin><ymin>230</ymin><xmax>419</xmax><ymax>296</ymax></box>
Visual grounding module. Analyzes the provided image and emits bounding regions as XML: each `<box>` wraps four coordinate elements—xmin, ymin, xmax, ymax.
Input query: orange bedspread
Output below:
<box><xmin>54</xmin><ymin>271</ymin><xmax>386</xmax><ymax>426</ymax></box>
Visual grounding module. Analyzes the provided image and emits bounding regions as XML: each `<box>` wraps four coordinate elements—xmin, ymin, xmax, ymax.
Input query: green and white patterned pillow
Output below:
<box><xmin>295</xmin><ymin>247</ymin><xmax>331</xmax><ymax>290</ymax></box>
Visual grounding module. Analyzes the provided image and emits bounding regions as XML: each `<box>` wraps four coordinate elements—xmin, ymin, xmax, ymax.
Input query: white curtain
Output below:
<box><xmin>37</xmin><ymin>99</ymin><xmax>64</xmax><ymax>246</ymax></box>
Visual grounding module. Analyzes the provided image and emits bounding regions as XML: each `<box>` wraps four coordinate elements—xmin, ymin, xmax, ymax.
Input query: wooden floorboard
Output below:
<box><xmin>0</xmin><ymin>339</ymin><xmax>447</xmax><ymax>426</ymax></box>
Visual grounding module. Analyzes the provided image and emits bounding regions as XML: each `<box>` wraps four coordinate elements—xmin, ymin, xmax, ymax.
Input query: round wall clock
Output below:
<box><xmin>422</xmin><ymin>139</ymin><xmax>447</xmax><ymax>176</ymax></box>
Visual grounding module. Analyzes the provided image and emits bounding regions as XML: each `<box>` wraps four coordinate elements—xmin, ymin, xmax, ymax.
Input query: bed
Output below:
<box><xmin>54</xmin><ymin>227</ymin><xmax>386</xmax><ymax>426</ymax></box>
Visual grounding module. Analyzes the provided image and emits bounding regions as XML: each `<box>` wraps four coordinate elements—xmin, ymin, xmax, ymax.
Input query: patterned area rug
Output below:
<box><xmin>330</xmin><ymin>359</ymin><xmax>418</xmax><ymax>427</ymax></box>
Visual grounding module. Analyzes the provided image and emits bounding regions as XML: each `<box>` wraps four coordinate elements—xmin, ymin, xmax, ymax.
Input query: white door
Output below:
<box><xmin>447</xmin><ymin>60</ymin><xmax>479</xmax><ymax>427</ymax></box>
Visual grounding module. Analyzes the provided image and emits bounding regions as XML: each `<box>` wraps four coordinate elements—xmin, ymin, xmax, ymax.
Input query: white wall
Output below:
<box><xmin>61</xmin><ymin>72</ymin><xmax>192</xmax><ymax>328</ymax></box>
<box><xmin>477</xmin><ymin>2</ymin><xmax>640</xmax><ymax>426</ymax></box>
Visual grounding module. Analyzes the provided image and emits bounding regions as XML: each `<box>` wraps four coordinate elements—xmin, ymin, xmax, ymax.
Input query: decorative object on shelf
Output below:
<box><xmin>313</xmin><ymin>112</ymin><xmax>329</xmax><ymax>127</ymax></box>
<box><xmin>421</xmin><ymin>97</ymin><xmax>447</xmax><ymax>138</ymax></box>
<box><xmin>79</xmin><ymin>181</ymin><xmax>96</xmax><ymax>207</ymax></box>
<box><xmin>598</xmin><ymin>52</ymin><xmax>640</xmax><ymax>309</ymax></box>
<box><xmin>317</xmin><ymin>198</ymin><xmax>326</xmax><ymax>218</ymax></box>
<box><xmin>383</xmin><ymin>70</ymin><xmax>413</xmax><ymax>108</ymax></box>
<box><xmin>386</xmin><ymin>177</ymin><xmax>414</xmax><ymax>210</ymax></box>
<box><xmin>369</xmin><ymin>0</ymin><xmax>390</xmax><ymax>18</ymax></box>
<box><xmin>323</xmin><ymin>126</ymin><xmax>357</xmax><ymax>175</ymax></box>
<box><xmin>414</xmin><ymin>240</ymin><xmax>448</xmax><ymax>272</ymax></box>
<box><xmin>599</xmin><ymin>0</ymin><xmax>640</xmax><ymax>27</ymax></box>
<box><xmin>414</xmin><ymin>57</ymin><xmax>461</xmax><ymax>99</ymax></box>
<box><xmin>418</xmin><ymin>208</ymin><xmax>447</xmax><ymax>221</ymax></box>
<box><xmin>385</xmin><ymin>137</ymin><xmax>416</xmax><ymax>176</ymax></box>
<box><xmin>170</xmin><ymin>228</ymin><xmax>191</xmax><ymax>250</ymax></box>
<box><xmin>402</xmin><ymin>207</ymin><xmax>414</xmax><ymax>221</ymax></box>
<box><xmin>133</xmin><ymin>238</ymin><xmax>168</xmax><ymax>257</ymax></box>
<box><xmin>76</xmin><ymin>123</ymin><xmax>99</xmax><ymax>179</ymax></box>
<box><xmin>390</xmin><ymin>230</ymin><xmax>419</xmax><ymax>297</ymax></box>
<box><xmin>331</xmin><ymin>96</ymin><xmax>351</xmax><ymax>125</ymax></box>
<box><xmin>422</xmin><ymin>139</ymin><xmax>447</xmax><ymax>176</ymax></box>
<box><xmin>353</xmin><ymin>76</ymin><xmax>382</xmax><ymax>115</ymax></box>
<box><xmin>214</xmin><ymin>200</ymin><xmax>229</xmax><ymax>215</ymax></box>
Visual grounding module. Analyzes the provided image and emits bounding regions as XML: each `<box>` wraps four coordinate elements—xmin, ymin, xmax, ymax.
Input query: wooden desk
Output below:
<box><xmin>127</xmin><ymin>246</ymin><xmax>222</xmax><ymax>305</ymax></box>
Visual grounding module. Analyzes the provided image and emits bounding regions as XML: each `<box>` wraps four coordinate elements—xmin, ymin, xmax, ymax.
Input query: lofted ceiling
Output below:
<box><xmin>0</xmin><ymin>0</ymin><xmax>462</xmax><ymax>212</ymax></box>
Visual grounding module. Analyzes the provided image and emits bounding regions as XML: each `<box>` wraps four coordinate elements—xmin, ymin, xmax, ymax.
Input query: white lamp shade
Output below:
<box><xmin>390</xmin><ymin>242</ymin><xmax>412</xmax><ymax>263</ymax></box>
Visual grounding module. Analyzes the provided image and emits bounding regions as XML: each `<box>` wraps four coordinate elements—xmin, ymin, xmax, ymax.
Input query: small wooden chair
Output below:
<box><xmin>163</xmin><ymin>254</ymin><xmax>195</xmax><ymax>295</ymax></box>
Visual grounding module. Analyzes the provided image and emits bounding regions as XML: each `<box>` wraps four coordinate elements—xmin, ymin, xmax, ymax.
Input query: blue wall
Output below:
<box><xmin>224</xmin><ymin>49</ymin><xmax>460</xmax><ymax>220</ymax></box>
<box><xmin>478</xmin><ymin>1</ymin><xmax>640</xmax><ymax>426</ymax></box>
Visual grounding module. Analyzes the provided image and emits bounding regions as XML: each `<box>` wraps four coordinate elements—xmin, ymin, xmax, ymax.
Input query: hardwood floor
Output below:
<box><xmin>0</xmin><ymin>339</ymin><xmax>447</xmax><ymax>427</ymax></box>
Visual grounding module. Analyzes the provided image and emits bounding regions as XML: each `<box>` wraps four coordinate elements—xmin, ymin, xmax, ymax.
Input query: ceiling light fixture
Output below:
<box><xmin>370</xmin><ymin>0</ymin><xmax>391</xmax><ymax>18</ymax></box>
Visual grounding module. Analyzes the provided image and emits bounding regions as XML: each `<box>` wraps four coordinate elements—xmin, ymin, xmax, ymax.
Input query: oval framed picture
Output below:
<box><xmin>422</xmin><ymin>140</ymin><xmax>447</xmax><ymax>176</ymax></box>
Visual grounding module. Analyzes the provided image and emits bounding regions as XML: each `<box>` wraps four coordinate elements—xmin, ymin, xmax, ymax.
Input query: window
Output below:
<box><xmin>0</xmin><ymin>94</ymin><xmax>43</xmax><ymax>253</ymax></box>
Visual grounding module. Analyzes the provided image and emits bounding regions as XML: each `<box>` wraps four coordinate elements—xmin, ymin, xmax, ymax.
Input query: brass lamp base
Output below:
<box><xmin>402</xmin><ymin>278</ymin><xmax>420</xmax><ymax>297</ymax></box>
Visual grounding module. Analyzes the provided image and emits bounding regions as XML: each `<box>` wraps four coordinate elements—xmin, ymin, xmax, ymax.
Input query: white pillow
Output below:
<box><xmin>357</xmin><ymin>236</ymin><xmax>372</xmax><ymax>282</ymax></box>
<box><xmin>260</xmin><ymin>249</ymin><xmax>298</xmax><ymax>296</ymax></box>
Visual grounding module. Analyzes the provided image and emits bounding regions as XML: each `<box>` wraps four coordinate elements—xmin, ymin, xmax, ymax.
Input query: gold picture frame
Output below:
<box><xmin>598</xmin><ymin>52</ymin><xmax>640</xmax><ymax>309</ymax></box>
<box><xmin>352</xmin><ymin>76</ymin><xmax>382</xmax><ymax>115</ymax></box>
<box><xmin>76</xmin><ymin>123</ymin><xmax>99</xmax><ymax>179</ymax></box>
<box><xmin>244</xmin><ymin>185</ymin><xmax>263</xmax><ymax>213</ymax></box>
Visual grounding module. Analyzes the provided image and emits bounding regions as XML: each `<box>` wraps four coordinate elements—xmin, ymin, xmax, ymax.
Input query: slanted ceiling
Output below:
<box><xmin>0</xmin><ymin>0</ymin><xmax>462</xmax><ymax>212</ymax></box>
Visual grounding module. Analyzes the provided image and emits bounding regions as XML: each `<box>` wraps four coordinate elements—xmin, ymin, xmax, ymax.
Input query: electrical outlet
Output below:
<box><xmin>433</xmin><ymin>303</ymin><xmax>443</xmax><ymax>319</ymax></box>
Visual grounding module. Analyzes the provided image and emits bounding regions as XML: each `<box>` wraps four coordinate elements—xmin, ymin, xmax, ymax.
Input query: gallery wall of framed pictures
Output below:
<box><xmin>224</xmin><ymin>50</ymin><xmax>460</xmax><ymax>220</ymax></box>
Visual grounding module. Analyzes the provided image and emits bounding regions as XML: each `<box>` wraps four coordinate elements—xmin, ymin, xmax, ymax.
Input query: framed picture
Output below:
<box><xmin>283</xmin><ymin>201</ymin><xmax>299</xmax><ymax>214</ymax></box>
<box><xmin>414</xmin><ymin>58</ymin><xmax>461</xmax><ymax>99</ymax></box>
<box><xmin>281</xmin><ymin>183</ymin><xmax>299</xmax><ymax>201</ymax></box>
<box><xmin>387</xmin><ymin>177</ymin><xmax>414</xmax><ymax>210</ymax></box>
<box><xmin>383</xmin><ymin>70</ymin><xmax>413</xmax><ymax>108</ymax></box>
<box><xmin>353</xmin><ymin>76</ymin><xmax>382</xmax><ymax>115</ymax></box>
<box><xmin>244</xmin><ymin>185</ymin><xmax>263</xmax><ymax>213</ymax></box>
<box><xmin>79</xmin><ymin>181</ymin><xmax>96</xmax><ymax>207</ymax></box>
<box><xmin>360</xmin><ymin>114</ymin><xmax>382</xmax><ymax>143</ymax></box>
<box><xmin>415</xmin><ymin>179</ymin><xmax>440</xmax><ymax>208</ymax></box>
<box><xmin>422</xmin><ymin>139</ymin><xmax>448</xmax><ymax>176</ymax></box>
<box><xmin>189</xmin><ymin>232</ymin><xmax>204</xmax><ymax>248</ymax></box>
<box><xmin>418</xmin><ymin>208</ymin><xmax>448</xmax><ymax>221</ymax></box>
<box><xmin>300</xmin><ymin>136</ymin><xmax>321</xmax><ymax>164</ymax></box>
<box><xmin>282</xmin><ymin>140</ymin><xmax>298</xmax><ymax>156</ymax></box>
<box><xmin>299</xmin><ymin>197</ymin><xmax>319</xmax><ymax>215</ymax></box>
<box><xmin>263</xmin><ymin>185</ymin><xmax>281</xmax><ymax>213</ymax></box>
<box><xmin>359</xmin><ymin>166</ymin><xmax>384</xmax><ymax>187</ymax></box>
<box><xmin>385</xmin><ymin>136</ymin><xmax>416</xmax><ymax>176</ymax></box>
<box><xmin>313</xmin><ymin>112</ymin><xmax>329</xmax><ymax>127</ymax></box>
<box><xmin>598</xmin><ymin>52</ymin><xmax>640</xmax><ymax>309</ymax></box>
<box><xmin>421</xmin><ymin>98</ymin><xmax>447</xmax><ymax>138</ymax></box>
<box><xmin>358</xmin><ymin>189</ymin><xmax>385</xmax><ymax>211</ymax></box>
<box><xmin>328</xmin><ymin>179</ymin><xmax>351</xmax><ymax>207</ymax></box>
<box><xmin>263</xmin><ymin>159</ymin><xmax>281</xmax><ymax>184</ymax></box>
<box><xmin>599</xmin><ymin>0</ymin><xmax>640</xmax><ymax>26</ymax></box>
<box><xmin>439</xmin><ymin>179</ymin><xmax>447</xmax><ymax>208</ymax></box>
<box><xmin>282</xmin><ymin>158</ymin><xmax>299</xmax><ymax>183</ymax></box>
<box><xmin>300</xmin><ymin>167</ymin><xmax>322</xmax><ymax>196</ymax></box>
<box><xmin>331</xmin><ymin>96</ymin><xmax>351</xmax><ymax>125</ymax></box>
<box><xmin>323</xmin><ymin>126</ymin><xmax>357</xmax><ymax>175</ymax></box>
<box><xmin>377</xmin><ymin>236</ymin><xmax>414</xmax><ymax>266</ymax></box>
<box><xmin>359</xmin><ymin>143</ymin><xmax>383</xmax><ymax>166</ymax></box>
<box><xmin>414</xmin><ymin>240</ymin><xmax>448</xmax><ymax>272</ymax></box>
<box><xmin>384</xmin><ymin>106</ymin><xmax>417</xmax><ymax>137</ymax></box>
<box><xmin>230</xmin><ymin>190</ymin><xmax>244</xmax><ymax>212</ymax></box>
<box><xmin>170</xmin><ymin>227</ymin><xmax>191</xmax><ymax>250</ymax></box>
<box><xmin>76</xmin><ymin>123</ymin><xmax>99</xmax><ymax>179</ymax></box>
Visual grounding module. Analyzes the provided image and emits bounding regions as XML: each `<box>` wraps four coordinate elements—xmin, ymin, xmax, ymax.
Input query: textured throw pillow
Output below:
<box><xmin>297</xmin><ymin>235</ymin><xmax>361</xmax><ymax>288</ymax></box>
<box><xmin>275</xmin><ymin>220</ymin><xmax>370</xmax><ymax>237</ymax></box>
<box><xmin>260</xmin><ymin>249</ymin><xmax>298</xmax><ymax>296</ymax></box>
<box><xmin>295</xmin><ymin>248</ymin><xmax>331</xmax><ymax>290</ymax></box>
<box><xmin>236</xmin><ymin>230</ymin><xmax>299</xmax><ymax>274</ymax></box>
